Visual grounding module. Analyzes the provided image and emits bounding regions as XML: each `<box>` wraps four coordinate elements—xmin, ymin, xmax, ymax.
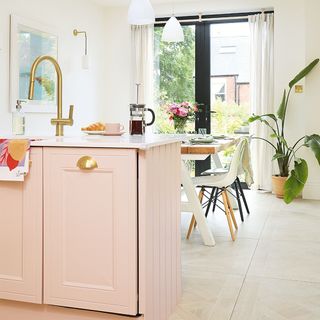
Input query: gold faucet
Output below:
<box><xmin>28</xmin><ymin>55</ymin><xmax>74</xmax><ymax>136</ymax></box>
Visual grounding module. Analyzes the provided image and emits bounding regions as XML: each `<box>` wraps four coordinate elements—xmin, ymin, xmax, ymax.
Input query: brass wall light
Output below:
<box><xmin>73</xmin><ymin>29</ymin><xmax>89</xmax><ymax>69</ymax></box>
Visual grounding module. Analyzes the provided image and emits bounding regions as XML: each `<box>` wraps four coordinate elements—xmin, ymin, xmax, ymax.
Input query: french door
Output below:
<box><xmin>154</xmin><ymin>15</ymin><xmax>251</xmax><ymax>175</ymax></box>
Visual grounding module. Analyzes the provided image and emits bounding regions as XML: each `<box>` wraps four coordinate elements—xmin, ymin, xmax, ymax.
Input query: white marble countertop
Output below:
<box><xmin>0</xmin><ymin>134</ymin><xmax>182</xmax><ymax>150</ymax></box>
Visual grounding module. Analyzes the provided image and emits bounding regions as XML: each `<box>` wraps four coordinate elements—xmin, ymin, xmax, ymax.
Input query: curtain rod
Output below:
<box><xmin>155</xmin><ymin>10</ymin><xmax>274</xmax><ymax>24</ymax></box>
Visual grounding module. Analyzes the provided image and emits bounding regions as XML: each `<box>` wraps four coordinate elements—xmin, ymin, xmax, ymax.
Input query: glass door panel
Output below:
<box><xmin>154</xmin><ymin>25</ymin><xmax>196</xmax><ymax>134</ymax></box>
<box><xmin>210</xmin><ymin>22</ymin><xmax>251</xmax><ymax>136</ymax></box>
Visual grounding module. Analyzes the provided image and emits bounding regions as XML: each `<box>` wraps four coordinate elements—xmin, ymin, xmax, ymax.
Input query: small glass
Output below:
<box><xmin>198</xmin><ymin>128</ymin><xmax>207</xmax><ymax>135</ymax></box>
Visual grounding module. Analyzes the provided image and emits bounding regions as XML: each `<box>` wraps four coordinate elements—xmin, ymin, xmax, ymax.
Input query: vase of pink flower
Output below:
<box><xmin>167</xmin><ymin>102</ymin><xmax>198</xmax><ymax>133</ymax></box>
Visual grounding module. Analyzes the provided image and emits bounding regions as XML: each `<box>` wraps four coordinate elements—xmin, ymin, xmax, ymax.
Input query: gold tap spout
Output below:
<box><xmin>28</xmin><ymin>55</ymin><xmax>74</xmax><ymax>136</ymax></box>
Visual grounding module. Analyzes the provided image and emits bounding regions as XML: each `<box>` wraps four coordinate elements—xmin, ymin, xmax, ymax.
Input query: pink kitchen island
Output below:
<box><xmin>0</xmin><ymin>135</ymin><xmax>181</xmax><ymax>320</ymax></box>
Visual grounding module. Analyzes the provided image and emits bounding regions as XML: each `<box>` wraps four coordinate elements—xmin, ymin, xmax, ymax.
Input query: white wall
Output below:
<box><xmin>303</xmin><ymin>0</ymin><xmax>320</xmax><ymax>199</ymax></box>
<box><xmin>103</xmin><ymin>7</ymin><xmax>132</xmax><ymax>126</ymax></box>
<box><xmin>0</xmin><ymin>0</ymin><xmax>108</xmax><ymax>136</ymax></box>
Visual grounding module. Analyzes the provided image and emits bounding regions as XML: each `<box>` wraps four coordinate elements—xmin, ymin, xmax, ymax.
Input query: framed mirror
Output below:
<box><xmin>10</xmin><ymin>15</ymin><xmax>58</xmax><ymax>113</ymax></box>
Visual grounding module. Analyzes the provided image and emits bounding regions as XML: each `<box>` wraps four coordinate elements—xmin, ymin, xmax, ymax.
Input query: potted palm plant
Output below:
<box><xmin>249</xmin><ymin>58</ymin><xmax>320</xmax><ymax>204</ymax></box>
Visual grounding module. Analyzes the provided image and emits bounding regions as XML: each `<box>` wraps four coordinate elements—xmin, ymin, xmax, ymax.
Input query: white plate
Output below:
<box><xmin>101</xmin><ymin>131</ymin><xmax>125</xmax><ymax>136</ymax></box>
<box><xmin>82</xmin><ymin>131</ymin><xmax>125</xmax><ymax>136</ymax></box>
<box><xmin>82</xmin><ymin>131</ymin><xmax>106</xmax><ymax>135</ymax></box>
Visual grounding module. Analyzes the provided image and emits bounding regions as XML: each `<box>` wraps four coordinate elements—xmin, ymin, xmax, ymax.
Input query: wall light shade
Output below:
<box><xmin>82</xmin><ymin>55</ymin><xmax>89</xmax><ymax>69</ymax></box>
<box><xmin>128</xmin><ymin>0</ymin><xmax>155</xmax><ymax>25</ymax></box>
<box><xmin>161</xmin><ymin>16</ymin><xmax>184</xmax><ymax>42</ymax></box>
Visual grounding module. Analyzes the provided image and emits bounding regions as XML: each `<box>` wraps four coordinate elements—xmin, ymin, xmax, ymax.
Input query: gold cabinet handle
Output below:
<box><xmin>77</xmin><ymin>156</ymin><xmax>98</xmax><ymax>170</ymax></box>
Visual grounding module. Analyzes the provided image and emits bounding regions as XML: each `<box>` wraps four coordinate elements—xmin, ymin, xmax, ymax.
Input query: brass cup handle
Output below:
<box><xmin>77</xmin><ymin>156</ymin><xmax>98</xmax><ymax>170</ymax></box>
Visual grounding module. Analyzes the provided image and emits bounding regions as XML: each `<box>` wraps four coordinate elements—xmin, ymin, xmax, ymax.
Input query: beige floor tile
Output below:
<box><xmin>248</xmin><ymin>239</ymin><xmax>320</xmax><ymax>282</ymax></box>
<box><xmin>207</xmin><ymin>208</ymin><xmax>269</xmax><ymax>239</ymax></box>
<box><xmin>182</xmin><ymin>190</ymin><xmax>271</xmax><ymax>240</ymax></box>
<box><xmin>182</xmin><ymin>236</ymin><xmax>258</xmax><ymax>276</ymax></box>
<box><xmin>231</xmin><ymin>276</ymin><xmax>320</xmax><ymax>320</ymax></box>
<box><xmin>261</xmin><ymin>209</ymin><xmax>320</xmax><ymax>242</ymax></box>
<box><xmin>177</xmin><ymin>191</ymin><xmax>320</xmax><ymax>319</ymax></box>
<box><xmin>272</xmin><ymin>197</ymin><xmax>320</xmax><ymax>214</ymax></box>
<box><xmin>170</xmin><ymin>273</ymin><xmax>244</xmax><ymax>320</ymax></box>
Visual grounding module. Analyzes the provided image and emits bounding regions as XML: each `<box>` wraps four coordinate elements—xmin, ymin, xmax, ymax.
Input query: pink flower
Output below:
<box><xmin>176</xmin><ymin>107</ymin><xmax>188</xmax><ymax>117</ymax></box>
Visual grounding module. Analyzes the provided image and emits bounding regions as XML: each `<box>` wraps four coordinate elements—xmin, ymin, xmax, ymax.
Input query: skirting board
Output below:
<box><xmin>303</xmin><ymin>182</ymin><xmax>320</xmax><ymax>200</ymax></box>
<box><xmin>0</xmin><ymin>300</ymin><xmax>143</xmax><ymax>320</ymax></box>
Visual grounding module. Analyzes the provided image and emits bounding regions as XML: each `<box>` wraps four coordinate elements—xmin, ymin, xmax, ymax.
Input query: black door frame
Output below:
<box><xmin>194</xmin><ymin>21</ymin><xmax>211</xmax><ymax>175</ymax></box>
<box><xmin>155</xmin><ymin>11</ymin><xmax>273</xmax><ymax>176</ymax></box>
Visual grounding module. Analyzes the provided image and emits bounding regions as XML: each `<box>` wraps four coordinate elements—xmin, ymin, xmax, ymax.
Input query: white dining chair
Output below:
<box><xmin>186</xmin><ymin>138</ymin><xmax>248</xmax><ymax>241</ymax></box>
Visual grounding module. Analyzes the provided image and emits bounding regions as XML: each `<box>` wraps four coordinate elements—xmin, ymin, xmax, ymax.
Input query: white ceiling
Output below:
<box><xmin>91</xmin><ymin>0</ymin><xmax>193</xmax><ymax>7</ymax></box>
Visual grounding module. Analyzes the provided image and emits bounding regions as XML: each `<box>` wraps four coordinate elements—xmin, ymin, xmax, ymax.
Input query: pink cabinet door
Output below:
<box><xmin>0</xmin><ymin>147</ymin><xmax>42</xmax><ymax>304</ymax></box>
<box><xmin>43</xmin><ymin>148</ymin><xmax>138</xmax><ymax>316</ymax></box>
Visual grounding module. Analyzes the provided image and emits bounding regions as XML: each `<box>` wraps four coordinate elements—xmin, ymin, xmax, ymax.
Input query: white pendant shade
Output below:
<box><xmin>82</xmin><ymin>55</ymin><xmax>89</xmax><ymax>69</ymax></box>
<box><xmin>161</xmin><ymin>16</ymin><xmax>184</xmax><ymax>42</ymax></box>
<box><xmin>128</xmin><ymin>0</ymin><xmax>155</xmax><ymax>25</ymax></box>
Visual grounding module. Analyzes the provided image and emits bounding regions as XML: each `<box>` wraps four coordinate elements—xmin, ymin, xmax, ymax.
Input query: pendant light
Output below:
<box><xmin>128</xmin><ymin>0</ymin><xmax>155</xmax><ymax>25</ymax></box>
<box><xmin>162</xmin><ymin>15</ymin><xmax>184</xmax><ymax>42</ymax></box>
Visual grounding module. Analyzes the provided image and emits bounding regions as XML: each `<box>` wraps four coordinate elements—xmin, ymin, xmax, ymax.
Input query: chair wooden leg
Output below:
<box><xmin>186</xmin><ymin>187</ymin><xmax>205</xmax><ymax>239</ymax></box>
<box><xmin>186</xmin><ymin>215</ymin><xmax>196</xmax><ymax>240</ymax></box>
<box><xmin>226</xmin><ymin>191</ymin><xmax>238</xmax><ymax>230</ymax></box>
<box><xmin>222</xmin><ymin>189</ymin><xmax>236</xmax><ymax>241</ymax></box>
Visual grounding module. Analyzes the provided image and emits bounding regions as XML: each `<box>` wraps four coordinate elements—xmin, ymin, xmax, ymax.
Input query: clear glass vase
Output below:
<box><xmin>174</xmin><ymin>118</ymin><xmax>188</xmax><ymax>134</ymax></box>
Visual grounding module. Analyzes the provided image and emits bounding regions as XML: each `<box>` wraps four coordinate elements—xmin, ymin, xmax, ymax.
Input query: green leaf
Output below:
<box><xmin>248</xmin><ymin>115</ymin><xmax>260</xmax><ymax>123</ymax></box>
<box><xmin>305</xmin><ymin>134</ymin><xmax>320</xmax><ymax>165</ymax></box>
<box><xmin>289</xmin><ymin>58</ymin><xmax>319</xmax><ymax>88</ymax></box>
<box><xmin>261</xmin><ymin>113</ymin><xmax>278</xmax><ymax>122</ymax></box>
<box><xmin>278</xmin><ymin>136</ymin><xmax>289</xmax><ymax>148</ymax></box>
<box><xmin>277</xmin><ymin>90</ymin><xmax>286</xmax><ymax>120</ymax></box>
<box><xmin>283</xmin><ymin>159</ymin><xmax>308</xmax><ymax>204</ymax></box>
<box><xmin>272</xmin><ymin>153</ymin><xmax>286</xmax><ymax>161</ymax></box>
<box><xmin>270</xmin><ymin>133</ymin><xmax>277</xmax><ymax>138</ymax></box>
<box><xmin>248</xmin><ymin>115</ymin><xmax>275</xmax><ymax>130</ymax></box>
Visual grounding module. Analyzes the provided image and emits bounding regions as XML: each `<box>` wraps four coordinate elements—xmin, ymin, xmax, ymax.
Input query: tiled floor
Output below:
<box><xmin>170</xmin><ymin>191</ymin><xmax>320</xmax><ymax>320</ymax></box>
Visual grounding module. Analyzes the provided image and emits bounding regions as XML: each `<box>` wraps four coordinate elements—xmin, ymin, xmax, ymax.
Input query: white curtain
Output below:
<box><xmin>249</xmin><ymin>13</ymin><xmax>274</xmax><ymax>191</ymax></box>
<box><xmin>131</xmin><ymin>25</ymin><xmax>154</xmax><ymax>108</ymax></box>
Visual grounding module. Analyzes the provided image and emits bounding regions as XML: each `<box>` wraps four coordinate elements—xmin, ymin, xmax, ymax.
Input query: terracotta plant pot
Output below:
<box><xmin>272</xmin><ymin>175</ymin><xmax>288</xmax><ymax>198</ymax></box>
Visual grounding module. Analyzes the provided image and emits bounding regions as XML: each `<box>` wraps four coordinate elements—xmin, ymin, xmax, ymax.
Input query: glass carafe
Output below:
<box><xmin>129</xmin><ymin>104</ymin><xmax>155</xmax><ymax>135</ymax></box>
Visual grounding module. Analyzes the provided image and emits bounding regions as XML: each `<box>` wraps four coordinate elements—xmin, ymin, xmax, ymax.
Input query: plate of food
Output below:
<box><xmin>81</xmin><ymin>122</ymin><xmax>125</xmax><ymax>136</ymax></box>
<box><xmin>81</xmin><ymin>122</ymin><xmax>106</xmax><ymax>135</ymax></box>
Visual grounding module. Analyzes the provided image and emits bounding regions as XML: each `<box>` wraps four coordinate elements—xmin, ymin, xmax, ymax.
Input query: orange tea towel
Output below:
<box><xmin>0</xmin><ymin>139</ymin><xmax>30</xmax><ymax>181</ymax></box>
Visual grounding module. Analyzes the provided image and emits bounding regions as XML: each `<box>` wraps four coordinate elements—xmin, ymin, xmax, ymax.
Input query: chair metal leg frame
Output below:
<box><xmin>186</xmin><ymin>187</ymin><xmax>205</xmax><ymax>240</ymax></box>
<box><xmin>212</xmin><ymin>188</ymin><xmax>219</xmax><ymax>213</ymax></box>
<box><xmin>205</xmin><ymin>188</ymin><xmax>216</xmax><ymax>218</ymax></box>
<box><xmin>233</xmin><ymin>181</ymin><xmax>244</xmax><ymax>222</ymax></box>
<box><xmin>236</xmin><ymin>177</ymin><xmax>250</xmax><ymax>214</ymax></box>
<box><xmin>206</xmin><ymin>179</ymin><xmax>250</xmax><ymax>220</ymax></box>
<box><xmin>201</xmin><ymin>189</ymin><xmax>214</xmax><ymax>211</ymax></box>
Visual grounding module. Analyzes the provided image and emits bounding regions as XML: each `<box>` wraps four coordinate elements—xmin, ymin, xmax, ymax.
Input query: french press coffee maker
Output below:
<box><xmin>129</xmin><ymin>84</ymin><xmax>155</xmax><ymax>135</ymax></box>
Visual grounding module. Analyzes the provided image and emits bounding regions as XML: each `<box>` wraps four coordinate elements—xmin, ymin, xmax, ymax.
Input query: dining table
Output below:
<box><xmin>180</xmin><ymin>136</ymin><xmax>238</xmax><ymax>247</ymax></box>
